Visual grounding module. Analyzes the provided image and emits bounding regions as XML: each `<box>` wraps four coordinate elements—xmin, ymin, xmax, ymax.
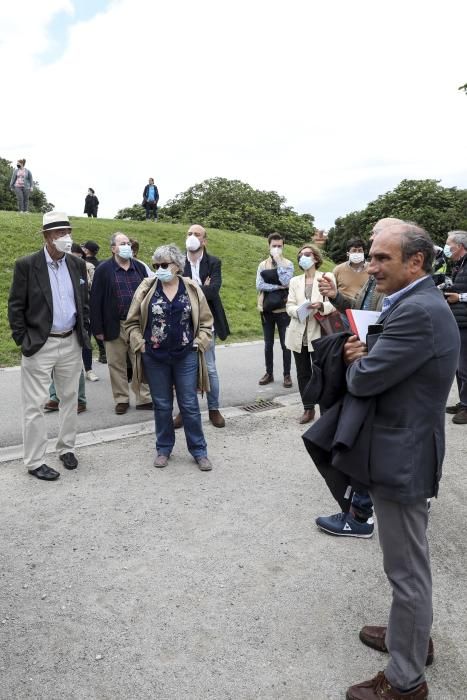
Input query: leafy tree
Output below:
<box><xmin>0</xmin><ymin>157</ymin><xmax>53</xmax><ymax>212</ymax></box>
<box><xmin>116</xmin><ymin>177</ymin><xmax>315</xmax><ymax>244</ymax></box>
<box><xmin>325</xmin><ymin>179</ymin><xmax>467</xmax><ymax>262</ymax></box>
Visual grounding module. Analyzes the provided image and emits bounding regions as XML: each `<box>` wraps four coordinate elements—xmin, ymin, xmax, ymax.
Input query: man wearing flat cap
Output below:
<box><xmin>81</xmin><ymin>240</ymin><xmax>101</xmax><ymax>268</ymax></box>
<box><xmin>8</xmin><ymin>211</ymin><xmax>91</xmax><ymax>481</ymax></box>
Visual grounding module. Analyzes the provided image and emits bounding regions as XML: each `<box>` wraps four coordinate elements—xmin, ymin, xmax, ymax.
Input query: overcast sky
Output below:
<box><xmin>2</xmin><ymin>0</ymin><xmax>467</xmax><ymax>229</ymax></box>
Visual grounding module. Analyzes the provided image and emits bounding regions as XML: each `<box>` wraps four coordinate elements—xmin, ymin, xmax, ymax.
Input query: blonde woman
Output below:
<box><xmin>285</xmin><ymin>243</ymin><xmax>336</xmax><ymax>423</ymax></box>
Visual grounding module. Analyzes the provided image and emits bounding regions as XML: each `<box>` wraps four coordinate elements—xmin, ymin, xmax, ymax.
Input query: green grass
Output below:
<box><xmin>0</xmin><ymin>211</ymin><xmax>334</xmax><ymax>367</ymax></box>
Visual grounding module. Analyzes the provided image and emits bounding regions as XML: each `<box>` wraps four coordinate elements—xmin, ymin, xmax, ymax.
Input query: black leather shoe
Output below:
<box><xmin>28</xmin><ymin>464</ymin><xmax>60</xmax><ymax>481</ymax></box>
<box><xmin>59</xmin><ymin>452</ymin><xmax>78</xmax><ymax>470</ymax></box>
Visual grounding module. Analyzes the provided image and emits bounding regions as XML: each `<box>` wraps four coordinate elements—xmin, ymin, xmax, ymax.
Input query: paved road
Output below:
<box><xmin>0</xmin><ymin>340</ymin><xmax>301</xmax><ymax>450</ymax></box>
<box><xmin>0</xmin><ymin>399</ymin><xmax>465</xmax><ymax>699</ymax></box>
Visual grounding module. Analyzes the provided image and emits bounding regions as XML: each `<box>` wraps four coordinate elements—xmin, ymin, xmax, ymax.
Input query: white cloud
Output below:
<box><xmin>1</xmin><ymin>0</ymin><xmax>467</xmax><ymax>228</ymax></box>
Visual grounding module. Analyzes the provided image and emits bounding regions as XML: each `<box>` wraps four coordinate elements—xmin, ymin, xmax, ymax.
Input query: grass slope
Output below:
<box><xmin>0</xmin><ymin>212</ymin><xmax>333</xmax><ymax>367</ymax></box>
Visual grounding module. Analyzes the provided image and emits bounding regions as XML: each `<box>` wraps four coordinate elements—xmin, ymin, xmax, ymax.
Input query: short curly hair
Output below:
<box><xmin>151</xmin><ymin>243</ymin><xmax>186</xmax><ymax>271</ymax></box>
<box><xmin>297</xmin><ymin>243</ymin><xmax>323</xmax><ymax>269</ymax></box>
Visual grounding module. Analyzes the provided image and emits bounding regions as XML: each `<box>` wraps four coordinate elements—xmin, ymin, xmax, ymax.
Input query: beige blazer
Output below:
<box><xmin>285</xmin><ymin>271</ymin><xmax>337</xmax><ymax>353</ymax></box>
<box><xmin>123</xmin><ymin>276</ymin><xmax>213</xmax><ymax>391</ymax></box>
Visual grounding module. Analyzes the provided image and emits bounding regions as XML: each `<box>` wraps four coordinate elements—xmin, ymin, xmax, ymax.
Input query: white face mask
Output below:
<box><xmin>349</xmin><ymin>252</ymin><xmax>365</xmax><ymax>264</ymax></box>
<box><xmin>186</xmin><ymin>234</ymin><xmax>201</xmax><ymax>252</ymax></box>
<box><xmin>53</xmin><ymin>235</ymin><xmax>73</xmax><ymax>254</ymax></box>
<box><xmin>270</xmin><ymin>246</ymin><xmax>283</xmax><ymax>257</ymax></box>
<box><xmin>118</xmin><ymin>243</ymin><xmax>132</xmax><ymax>259</ymax></box>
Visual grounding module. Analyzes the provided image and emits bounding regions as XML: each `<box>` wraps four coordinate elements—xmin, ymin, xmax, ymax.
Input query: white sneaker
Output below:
<box><xmin>86</xmin><ymin>369</ymin><xmax>99</xmax><ymax>382</ymax></box>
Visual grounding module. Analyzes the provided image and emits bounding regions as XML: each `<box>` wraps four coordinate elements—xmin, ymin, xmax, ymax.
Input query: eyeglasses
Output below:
<box><xmin>153</xmin><ymin>262</ymin><xmax>171</xmax><ymax>269</ymax></box>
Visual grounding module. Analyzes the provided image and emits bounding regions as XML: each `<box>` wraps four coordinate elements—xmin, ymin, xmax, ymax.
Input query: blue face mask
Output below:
<box><xmin>299</xmin><ymin>255</ymin><xmax>315</xmax><ymax>270</ymax></box>
<box><xmin>118</xmin><ymin>244</ymin><xmax>132</xmax><ymax>259</ymax></box>
<box><xmin>443</xmin><ymin>244</ymin><xmax>453</xmax><ymax>258</ymax></box>
<box><xmin>155</xmin><ymin>268</ymin><xmax>175</xmax><ymax>283</ymax></box>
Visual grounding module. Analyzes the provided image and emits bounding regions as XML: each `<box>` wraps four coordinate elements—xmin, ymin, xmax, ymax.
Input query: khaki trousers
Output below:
<box><xmin>21</xmin><ymin>332</ymin><xmax>82</xmax><ymax>470</ymax></box>
<box><xmin>104</xmin><ymin>322</ymin><xmax>151</xmax><ymax>406</ymax></box>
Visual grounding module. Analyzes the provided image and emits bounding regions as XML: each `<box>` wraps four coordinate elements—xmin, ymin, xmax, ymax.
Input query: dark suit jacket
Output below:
<box><xmin>90</xmin><ymin>257</ymin><xmax>148</xmax><ymax>341</ymax></box>
<box><xmin>347</xmin><ymin>277</ymin><xmax>460</xmax><ymax>502</ymax></box>
<box><xmin>183</xmin><ymin>251</ymin><xmax>230</xmax><ymax>340</ymax></box>
<box><xmin>8</xmin><ymin>249</ymin><xmax>90</xmax><ymax>357</ymax></box>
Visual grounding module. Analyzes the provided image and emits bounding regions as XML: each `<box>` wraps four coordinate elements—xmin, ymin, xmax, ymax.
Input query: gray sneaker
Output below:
<box><xmin>196</xmin><ymin>456</ymin><xmax>213</xmax><ymax>471</ymax></box>
<box><xmin>154</xmin><ymin>454</ymin><xmax>169</xmax><ymax>468</ymax></box>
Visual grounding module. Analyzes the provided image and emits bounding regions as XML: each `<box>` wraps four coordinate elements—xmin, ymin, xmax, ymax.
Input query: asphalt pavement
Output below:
<box><xmin>0</xmin><ymin>383</ymin><xmax>465</xmax><ymax>699</ymax></box>
<box><xmin>0</xmin><ymin>340</ymin><xmax>300</xmax><ymax>457</ymax></box>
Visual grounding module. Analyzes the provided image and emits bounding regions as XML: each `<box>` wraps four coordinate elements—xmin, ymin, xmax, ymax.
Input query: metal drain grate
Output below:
<box><xmin>241</xmin><ymin>399</ymin><xmax>284</xmax><ymax>413</ymax></box>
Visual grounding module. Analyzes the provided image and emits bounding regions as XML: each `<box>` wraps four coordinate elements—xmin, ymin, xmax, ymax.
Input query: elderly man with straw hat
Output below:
<box><xmin>8</xmin><ymin>211</ymin><xmax>91</xmax><ymax>481</ymax></box>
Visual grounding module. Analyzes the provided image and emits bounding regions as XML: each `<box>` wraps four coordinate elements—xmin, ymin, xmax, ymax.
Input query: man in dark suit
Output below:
<box><xmin>343</xmin><ymin>224</ymin><xmax>459</xmax><ymax>700</ymax></box>
<box><xmin>173</xmin><ymin>224</ymin><xmax>230</xmax><ymax>429</ymax></box>
<box><xmin>90</xmin><ymin>232</ymin><xmax>152</xmax><ymax>414</ymax></box>
<box><xmin>8</xmin><ymin>211</ymin><xmax>91</xmax><ymax>481</ymax></box>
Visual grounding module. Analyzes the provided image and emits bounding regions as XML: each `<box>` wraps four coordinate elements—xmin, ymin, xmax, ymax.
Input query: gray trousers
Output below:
<box><xmin>15</xmin><ymin>187</ymin><xmax>30</xmax><ymax>212</ymax></box>
<box><xmin>371</xmin><ymin>492</ymin><xmax>432</xmax><ymax>690</ymax></box>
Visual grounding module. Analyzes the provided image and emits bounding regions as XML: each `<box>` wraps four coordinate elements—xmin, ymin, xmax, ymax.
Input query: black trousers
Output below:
<box><xmin>261</xmin><ymin>311</ymin><xmax>291</xmax><ymax>376</ymax></box>
<box><xmin>293</xmin><ymin>345</ymin><xmax>314</xmax><ymax>409</ymax></box>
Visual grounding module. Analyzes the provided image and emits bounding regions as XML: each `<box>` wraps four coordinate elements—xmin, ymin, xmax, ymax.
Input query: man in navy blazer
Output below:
<box><xmin>343</xmin><ymin>224</ymin><xmax>459</xmax><ymax>700</ymax></box>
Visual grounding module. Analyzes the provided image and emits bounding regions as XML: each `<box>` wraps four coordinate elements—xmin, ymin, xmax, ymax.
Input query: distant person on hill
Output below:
<box><xmin>7</xmin><ymin>211</ymin><xmax>90</xmax><ymax>481</ymax></box>
<box><xmin>332</xmin><ymin>238</ymin><xmax>369</xmax><ymax>300</ymax></box>
<box><xmin>10</xmin><ymin>158</ymin><xmax>33</xmax><ymax>213</ymax></box>
<box><xmin>172</xmin><ymin>224</ymin><xmax>230</xmax><ymax>430</ymax></box>
<box><xmin>256</xmin><ymin>232</ymin><xmax>294</xmax><ymax>388</ymax></box>
<box><xmin>142</xmin><ymin>178</ymin><xmax>159</xmax><ymax>221</ymax></box>
<box><xmin>84</xmin><ymin>188</ymin><xmax>99</xmax><ymax>218</ymax></box>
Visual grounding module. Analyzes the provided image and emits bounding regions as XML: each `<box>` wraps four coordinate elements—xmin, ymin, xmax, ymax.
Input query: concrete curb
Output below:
<box><xmin>0</xmin><ymin>392</ymin><xmax>302</xmax><ymax>464</ymax></box>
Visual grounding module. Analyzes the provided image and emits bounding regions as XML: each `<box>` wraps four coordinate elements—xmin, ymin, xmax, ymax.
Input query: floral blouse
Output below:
<box><xmin>144</xmin><ymin>278</ymin><xmax>194</xmax><ymax>360</ymax></box>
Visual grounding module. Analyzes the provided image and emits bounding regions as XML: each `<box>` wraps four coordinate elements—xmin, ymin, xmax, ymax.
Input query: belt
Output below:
<box><xmin>49</xmin><ymin>329</ymin><xmax>74</xmax><ymax>338</ymax></box>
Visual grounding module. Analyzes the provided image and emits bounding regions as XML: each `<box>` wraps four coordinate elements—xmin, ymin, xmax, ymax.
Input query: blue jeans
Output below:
<box><xmin>142</xmin><ymin>349</ymin><xmax>207</xmax><ymax>459</ymax></box>
<box><xmin>351</xmin><ymin>489</ymin><xmax>374</xmax><ymax>520</ymax></box>
<box><xmin>204</xmin><ymin>334</ymin><xmax>220</xmax><ymax>410</ymax></box>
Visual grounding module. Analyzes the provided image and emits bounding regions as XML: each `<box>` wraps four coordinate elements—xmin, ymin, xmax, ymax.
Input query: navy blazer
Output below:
<box><xmin>90</xmin><ymin>257</ymin><xmax>148</xmax><ymax>341</ymax></box>
<box><xmin>347</xmin><ymin>277</ymin><xmax>460</xmax><ymax>502</ymax></box>
<box><xmin>8</xmin><ymin>249</ymin><xmax>90</xmax><ymax>357</ymax></box>
<box><xmin>183</xmin><ymin>251</ymin><xmax>230</xmax><ymax>340</ymax></box>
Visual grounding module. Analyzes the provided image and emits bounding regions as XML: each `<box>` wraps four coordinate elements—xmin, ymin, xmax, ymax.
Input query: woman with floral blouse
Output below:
<box><xmin>124</xmin><ymin>244</ymin><xmax>214</xmax><ymax>471</ymax></box>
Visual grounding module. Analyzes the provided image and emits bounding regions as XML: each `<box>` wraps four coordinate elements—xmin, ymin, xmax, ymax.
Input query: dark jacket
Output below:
<box><xmin>346</xmin><ymin>277</ymin><xmax>459</xmax><ymax>502</ymax></box>
<box><xmin>446</xmin><ymin>254</ymin><xmax>467</xmax><ymax>328</ymax></box>
<box><xmin>142</xmin><ymin>184</ymin><xmax>159</xmax><ymax>204</ymax></box>
<box><xmin>90</xmin><ymin>257</ymin><xmax>148</xmax><ymax>341</ymax></box>
<box><xmin>8</xmin><ymin>249</ymin><xmax>90</xmax><ymax>357</ymax></box>
<box><xmin>183</xmin><ymin>251</ymin><xmax>230</xmax><ymax>340</ymax></box>
<box><xmin>84</xmin><ymin>194</ymin><xmax>99</xmax><ymax>215</ymax></box>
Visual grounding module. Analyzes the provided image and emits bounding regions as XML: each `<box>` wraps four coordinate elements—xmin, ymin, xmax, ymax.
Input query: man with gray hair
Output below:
<box><xmin>342</xmin><ymin>223</ymin><xmax>459</xmax><ymax>700</ymax></box>
<box><xmin>443</xmin><ymin>230</ymin><xmax>467</xmax><ymax>424</ymax></box>
<box><xmin>90</xmin><ymin>232</ymin><xmax>152</xmax><ymax>414</ymax></box>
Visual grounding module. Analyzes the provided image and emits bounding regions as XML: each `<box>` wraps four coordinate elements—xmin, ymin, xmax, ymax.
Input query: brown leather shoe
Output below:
<box><xmin>173</xmin><ymin>413</ymin><xmax>183</xmax><ymax>429</ymax></box>
<box><xmin>209</xmin><ymin>409</ymin><xmax>225</xmax><ymax>428</ymax></box>
<box><xmin>115</xmin><ymin>403</ymin><xmax>129</xmax><ymax>415</ymax></box>
<box><xmin>452</xmin><ymin>408</ymin><xmax>467</xmax><ymax>424</ymax></box>
<box><xmin>258</xmin><ymin>373</ymin><xmax>274</xmax><ymax>385</ymax></box>
<box><xmin>446</xmin><ymin>402</ymin><xmax>461</xmax><ymax>414</ymax></box>
<box><xmin>44</xmin><ymin>400</ymin><xmax>59</xmax><ymax>412</ymax></box>
<box><xmin>136</xmin><ymin>402</ymin><xmax>153</xmax><ymax>410</ymax></box>
<box><xmin>77</xmin><ymin>403</ymin><xmax>87</xmax><ymax>414</ymax></box>
<box><xmin>346</xmin><ymin>671</ymin><xmax>428</xmax><ymax>699</ymax></box>
<box><xmin>359</xmin><ymin>626</ymin><xmax>434</xmax><ymax>666</ymax></box>
<box><xmin>283</xmin><ymin>374</ymin><xmax>293</xmax><ymax>388</ymax></box>
<box><xmin>299</xmin><ymin>408</ymin><xmax>315</xmax><ymax>424</ymax></box>
<box><xmin>154</xmin><ymin>454</ymin><xmax>169</xmax><ymax>468</ymax></box>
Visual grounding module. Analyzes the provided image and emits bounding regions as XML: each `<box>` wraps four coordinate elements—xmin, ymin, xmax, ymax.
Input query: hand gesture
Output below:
<box><xmin>318</xmin><ymin>274</ymin><xmax>337</xmax><ymax>299</ymax></box>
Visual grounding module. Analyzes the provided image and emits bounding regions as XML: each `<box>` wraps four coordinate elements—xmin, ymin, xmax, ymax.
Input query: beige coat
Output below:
<box><xmin>285</xmin><ymin>271</ymin><xmax>337</xmax><ymax>353</ymax></box>
<box><xmin>123</xmin><ymin>276</ymin><xmax>214</xmax><ymax>392</ymax></box>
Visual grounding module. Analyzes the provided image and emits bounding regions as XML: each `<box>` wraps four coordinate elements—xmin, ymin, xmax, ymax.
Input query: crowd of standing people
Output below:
<box><xmin>6</xmin><ymin>194</ymin><xmax>467</xmax><ymax>699</ymax></box>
